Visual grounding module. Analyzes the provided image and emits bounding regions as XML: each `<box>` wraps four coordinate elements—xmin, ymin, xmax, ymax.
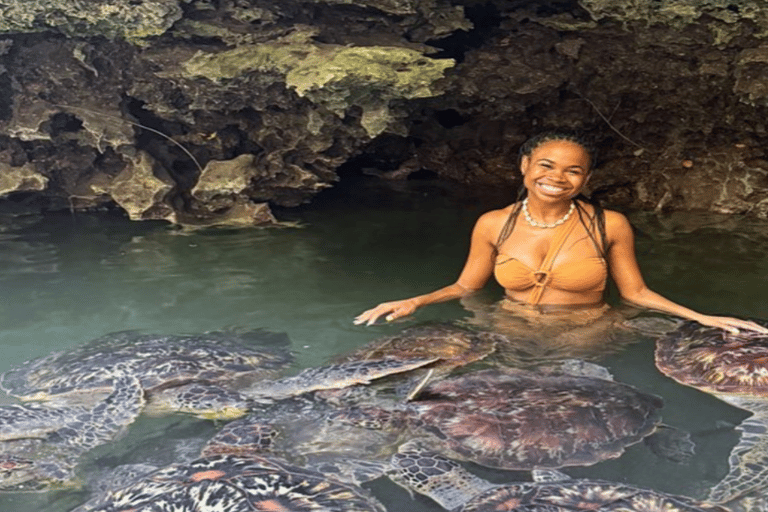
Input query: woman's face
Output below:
<box><xmin>520</xmin><ymin>140</ymin><xmax>591</xmax><ymax>203</ymax></box>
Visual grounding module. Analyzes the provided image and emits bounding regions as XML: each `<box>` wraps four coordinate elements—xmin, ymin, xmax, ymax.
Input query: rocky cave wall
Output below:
<box><xmin>1</xmin><ymin>0</ymin><xmax>768</xmax><ymax>226</ymax></box>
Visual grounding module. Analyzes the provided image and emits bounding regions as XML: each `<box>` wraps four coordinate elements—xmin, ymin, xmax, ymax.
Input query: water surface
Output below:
<box><xmin>0</xmin><ymin>177</ymin><xmax>766</xmax><ymax>511</ymax></box>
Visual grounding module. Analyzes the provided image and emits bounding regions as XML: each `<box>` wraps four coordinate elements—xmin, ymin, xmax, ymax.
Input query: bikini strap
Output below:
<box><xmin>527</xmin><ymin>212</ymin><xmax>580</xmax><ymax>305</ymax></box>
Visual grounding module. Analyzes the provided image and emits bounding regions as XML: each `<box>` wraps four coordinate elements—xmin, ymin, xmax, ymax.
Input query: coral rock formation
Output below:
<box><xmin>0</xmin><ymin>0</ymin><xmax>767</xmax><ymax>224</ymax></box>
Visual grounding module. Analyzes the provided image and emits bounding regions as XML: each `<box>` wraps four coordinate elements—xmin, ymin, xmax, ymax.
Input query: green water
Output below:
<box><xmin>0</xmin><ymin>177</ymin><xmax>766</xmax><ymax>511</ymax></box>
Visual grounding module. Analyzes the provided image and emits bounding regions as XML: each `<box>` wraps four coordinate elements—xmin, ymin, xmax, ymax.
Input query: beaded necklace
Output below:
<box><xmin>522</xmin><ymin>197</ymin><xmax>574</xmax><ymax>228</ymax></box>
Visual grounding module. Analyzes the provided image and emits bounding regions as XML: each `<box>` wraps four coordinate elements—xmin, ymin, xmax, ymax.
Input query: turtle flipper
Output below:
<box><xmin>387</xmin><ymin>441</ymin><xmax>496</xmax><ymax>511</ymax></box>
<box><xmin>52</xmin><ymin>373</ymin><xmax>145</xmax><ymax>451</ymax></box>
<box><xmin>243</xmin><ymin>357</ymin><xmax>437</xmax><ymax>401</ymax></box>
<box><xmin>644</xmin><ymin>424</ymin><xmax>696</xmax><ymax>463</ymax></box>
<box><xmin>708</xmin><ymin>415</ymin><xmax>768</xmax><ymax>503</ymax></box>
<box><xmin>87</xmin><ymin>462</ymin><xmax>160</xmax><ymax>496</ymax></box>
<box><xmin>0</xmin><ymin>402</ymin><xmax>92</xmax><ymax>442</ymax></box>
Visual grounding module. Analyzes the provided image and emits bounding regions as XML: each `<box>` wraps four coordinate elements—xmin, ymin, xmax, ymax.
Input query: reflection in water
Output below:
<box><xmin>459</xmin><ymin>292</ymin><xmax>643</xmax><ymax>366</ymax></box>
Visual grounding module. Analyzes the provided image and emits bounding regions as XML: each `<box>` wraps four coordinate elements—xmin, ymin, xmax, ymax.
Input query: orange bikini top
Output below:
<box><xmin>494</xmin><ymin>212</ymin><xmax>607</xmax><ymax>305</ymax></box>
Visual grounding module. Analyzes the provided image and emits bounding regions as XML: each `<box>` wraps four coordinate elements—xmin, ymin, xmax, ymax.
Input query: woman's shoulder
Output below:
<box><xmin>474</xmin><ymin>203</ymin><xmax>518</xmax><ymax>239</ymax></box>
<box><xmin>601</xmin><ymin>208</ymin><xmax>633</xmax><ymax>238</ymax></box>
<box><xmin>477</xmin><ymin>203</ymin><xmax>517</xmax><ymax>227</ymax></box>
<box><xmin>601</xmin><ymin>208</ymin><xmax>631</xmax><ymax>224</ymax></box>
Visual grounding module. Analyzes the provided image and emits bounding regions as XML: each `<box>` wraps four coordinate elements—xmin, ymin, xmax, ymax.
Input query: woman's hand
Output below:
<box><xmin>696</xmin><ymin>315</ymin><xmax>768</xmax><ymax>335</ymax></box>
<box><xmin>353</xmin><ymin>298</ymin><xmax>421</xmax><ymax>326</ymax></box>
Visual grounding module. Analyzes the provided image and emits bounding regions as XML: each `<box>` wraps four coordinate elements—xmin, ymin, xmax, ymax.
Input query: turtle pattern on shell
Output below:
<box><xmin>330</xmin><ymin>366</ymin><xmax>667</xmax><ymax>470</ymax></box>
<box><xmin>207</xmin><ymin>361</ymin><xmax>674</xmax><ymax>483</ymax></box>
<box><xmin>72</xmin><ymin>410</ymin><xmax>386</xmax><ymax>512</ymax></box>
<box><xmin>655</xmin><ymin>319</ymin><xmax>768</xmax><ymax>505</ymax></box>
<box><xmin>0</xmin><ymin>371</ymin><xmax>144</xmax><ymax>491</ymax></box>
<box><xmin>73</xmin><ymin>455</ymin><xmax>386</xmax><ymax>512</ymax></box>
<box><xmin>388</xmin><ymin>441</ymin><xmax>729</xmax><ymax>512</ymax></box>
<box><xmin>0</xmin><ymin>330</ymin><xmax>436</xmax><ymax>420</ymax></box>
<box><xmin>1</xmin><ymin>330</ymin><xmax>293</xmax><ymax>398</ymax></box>
<box><xmin>0</xmin><ymin>329</ymin><xmax>293</xmax><ymax>419</ymax></box>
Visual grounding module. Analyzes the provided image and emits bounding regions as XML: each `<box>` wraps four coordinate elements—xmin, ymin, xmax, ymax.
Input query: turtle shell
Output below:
<box><xmin>653</xmin><ymin>320</ymin><xmax>768</xmax><ymax>506</ymax></box>
<box><xmin>0</xmin><ymin>373</ymin><xmax>145</xmax><ymax>492</ymax></box>
<box><xmin>1</xmin><ymin>329</ymin><xmax>293</xmax><ymax>401</ymax></box>
<box><xmin>221</xmin><ymin>366</ymin><xmax>663</xmax><ymax>473</ymax></box>
<box><xmin>463</xmin><ymin>481</ymin><xmax>729</xmax><ymax>512</ymax></box>
<box><xmin>72</xmin><ymin>454</ymin><xmax>386</xmax><ymax>512</ymax></box>
<box><xmin>654</xmin><ymin>320</ymin><xmax>768</xmax><ymax>396</ymax></box>
<box><xmin>391</xmin><ymin>444</ymin><xmax>728</xmax><ymax>512</ymax></box>
<box><xmin>388</xmin><ymin>443</ymin><xmax>727</xmax><ymax>512</ymax></box>
<box><xmin>404</xmin><ymin>368</ymin><xmax>664</xmax><ymax>469</ymax></box>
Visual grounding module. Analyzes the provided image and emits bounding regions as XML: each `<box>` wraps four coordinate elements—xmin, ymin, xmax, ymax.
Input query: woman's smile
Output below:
<box><xmin>536</xmin><ymin>182</ymin><xmax>569</xmax><ymax>195</ymax></box>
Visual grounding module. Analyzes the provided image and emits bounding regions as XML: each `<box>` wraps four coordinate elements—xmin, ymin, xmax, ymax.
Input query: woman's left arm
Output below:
<box><xmin>605</xmin><ymin>210</ymin><xmax>768</xmax><ymax>334</ymax></box>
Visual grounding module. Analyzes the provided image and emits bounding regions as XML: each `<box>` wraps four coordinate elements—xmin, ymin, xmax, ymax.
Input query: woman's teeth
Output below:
<box><xmin>537</xmin><ymin>183</ymin><xmax>565</xmax><ymax>194</ymax></box>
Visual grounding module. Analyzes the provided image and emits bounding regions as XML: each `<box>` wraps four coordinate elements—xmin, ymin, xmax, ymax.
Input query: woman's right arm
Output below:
<box><xmin>353</xmin><ymin>210</ymin><xmax>502</xmax><ymax>326</ymax></box>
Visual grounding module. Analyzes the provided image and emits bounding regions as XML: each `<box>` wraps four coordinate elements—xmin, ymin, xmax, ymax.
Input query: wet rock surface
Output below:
<box><xmin>0</xmin><ymin>0</ymin><xmax>767</xmax><ymax>225</ymax></box>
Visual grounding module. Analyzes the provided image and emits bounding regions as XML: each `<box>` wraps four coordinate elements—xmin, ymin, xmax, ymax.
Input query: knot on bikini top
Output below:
<box><xmin>532</xmin><ymin>271</ymin><xmax>550</xmax><ymax>287</ymax></box>
<box><xmin>493</xmin><ymin>213</ymin><xmax>607</xmax><ymax>305</ymax></box>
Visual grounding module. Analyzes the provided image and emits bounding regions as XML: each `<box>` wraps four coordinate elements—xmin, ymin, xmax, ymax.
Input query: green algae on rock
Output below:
<box><xmin>0</xmin><ymin>0</ymin><xmax>183</xmax><ymax>42</ymax></box>
<box><xmin>579</xmin><ymin>0</ymin><xmax>768</xmax><ymax>37</ymax></box>
<box><xmin>181</xmin><ymin>35</ymin><xmax>454</xmax><ymax>137</ymax></box>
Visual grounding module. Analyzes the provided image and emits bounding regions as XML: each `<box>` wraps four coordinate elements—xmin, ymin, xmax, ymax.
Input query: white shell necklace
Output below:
<box><xmin>522</xmin><ymin>197</ymin><xmax>575</xmax><ymax>228</ymax></box>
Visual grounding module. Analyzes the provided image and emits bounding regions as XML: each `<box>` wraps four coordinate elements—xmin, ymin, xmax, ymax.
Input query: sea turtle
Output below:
<box><xmin>655</xmin><ymin>319</ymin><xmax>768</xmax><ymax>506</ymax></box>
<box><xmin>387</xmin><ymin>441</ymin><xmax>728</xmax><ymax>512</ymax></box>
<box><xmin>1</xmin><ymin>329</ymin><xmax>443</xmax><ymax>420</ymax></box>
<box><xmin>0</xmin><ymin>329</ymin><xmax>294</xmax><ymax>419</ymax></box>
<box><xmin>0</xmin><ymin>353</ymin><xmax>437</xmax><ymax>495</ymax></box>
<box><xmin>325</xmin><ymin>322</ymin><xmax>500</xmax><ymax>402</ymax></box>
<box><xmin>207</xmin><ymin>361</ymin><xmax>686</xmax><ymax>480</ymax></box>
<box><xmin>0</xmin><ymin>371</ymin><xmax>144</xmax><ymax>491</ymax></box>
<box><xmin>334</xmin><ymin>322</ymin><xmax>499</xmax><ymax>375</ymax></box>
<box><xmin>333</xmin><ymin>364</ymin><xmax>687</xmax><ymax>471</ymax></box>
<box><xmin>72</xmin><ymin>410</ymin><xmax>386</xmax><ymax>512</ymax></box>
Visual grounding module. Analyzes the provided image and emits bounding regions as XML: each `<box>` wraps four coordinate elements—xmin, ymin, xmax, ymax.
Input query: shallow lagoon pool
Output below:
<box><xmin>1</xmin><ymin>177</ymin><xmax>767</xmax><ymax>511</ymax></box>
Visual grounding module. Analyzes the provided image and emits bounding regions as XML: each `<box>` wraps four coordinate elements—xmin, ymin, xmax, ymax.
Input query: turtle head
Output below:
<box><xmin>0</xmin><ymin>452</ymin><xmax>81</xmax><ymax>492</ymax></box>
<box><xmin>200</xmin><ymin>418</ymin><xmax>279</xmax><ymax>457</ymax></box>
<box><xmin>144</xmin><ymin>384</ymin><xmax>249</xmax><ymax>420</ymax></box>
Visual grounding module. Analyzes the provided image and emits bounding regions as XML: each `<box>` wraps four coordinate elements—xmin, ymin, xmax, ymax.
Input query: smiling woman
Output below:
<box><xmin>354</xmin><ymin>131</ymin><xmax>767</xmax><ymax>336</ymax></box>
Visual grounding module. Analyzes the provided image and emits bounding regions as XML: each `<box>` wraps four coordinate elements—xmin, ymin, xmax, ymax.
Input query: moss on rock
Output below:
<box><xmin>90</xmin><ymin>151</ymin><xmax>174</xmax><ymax>221</ymax></box>
<box><xmin>579</xmin><ymin>0</ymin><xmax>768</xmax><ymax>38</ymax></box>
<box><xmin>0</xmin><ymin>0</ymin><xmax>183</xmax><ymax>42</ymax></box>
<box><xmin>181</xmin><ymin>32</ymin><xmax>454</xmax><ymax>136</ymax></box>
